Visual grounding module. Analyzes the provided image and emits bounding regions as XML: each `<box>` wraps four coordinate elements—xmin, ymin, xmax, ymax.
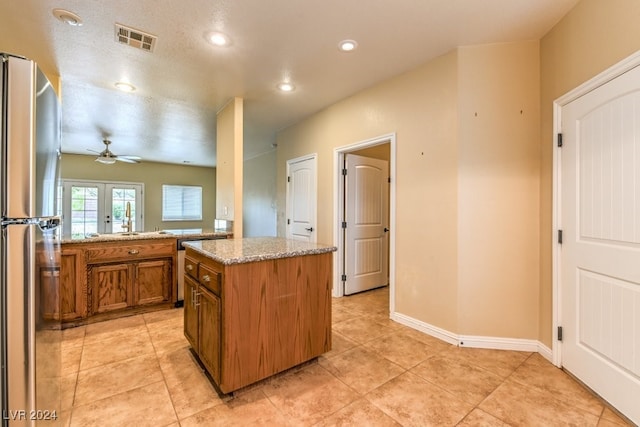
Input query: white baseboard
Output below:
<box><xmin>391</xmin><ymin>311</ymin><xmax>551</xmax><ymax>356</ymax></box>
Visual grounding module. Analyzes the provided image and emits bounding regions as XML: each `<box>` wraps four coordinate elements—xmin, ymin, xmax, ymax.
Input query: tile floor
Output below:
<box><xmin>60</xmin><ymin>287</ymin><xmax>633</xmax><ymax>426</ymax></box>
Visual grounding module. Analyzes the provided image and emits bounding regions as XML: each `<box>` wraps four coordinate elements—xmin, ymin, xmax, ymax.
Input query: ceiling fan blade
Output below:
<box><xmin>121</xmin><ymin>155</ymin><xmax>142</xmax><ymax>161</ymax></box>
<box><xmin>115</xmin><ymin>157</ymin><xmax>140</xmax><ymax>164</ymax></box>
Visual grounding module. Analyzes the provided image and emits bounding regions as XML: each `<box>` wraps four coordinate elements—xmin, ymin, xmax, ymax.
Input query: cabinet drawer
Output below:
<box><xmin>184</xmin><ymin>255</ymin><xmax>199</xmax><ymax>280</ymax></box>
<box><xmin>85</xmin><ymin>241</ymin><xmax>174</xmax><ymax>263</ymax></box>
<box><xmin>199</xmin><ymin>263</ymin><xmax>221</xmax><ymax>295</ymax></box>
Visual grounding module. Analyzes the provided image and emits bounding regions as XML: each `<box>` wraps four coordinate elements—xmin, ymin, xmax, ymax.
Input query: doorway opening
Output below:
<box><xmin>333</xmin><ymin>133</ymin><xmax>396</xmax><ymax>314</ymax></box>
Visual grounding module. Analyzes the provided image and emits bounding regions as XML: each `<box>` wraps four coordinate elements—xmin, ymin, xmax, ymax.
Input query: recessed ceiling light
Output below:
<box><xmin>205</xmin><ymin>31</ymin><xmax>230</xmax><ymax>47</ymax></box>
<box><xmin>114</xmin><ymin>82</ymin><xmax>136</xmax><ymax>92</ymax></box>
<box><xmin>339</xmin><ymin>39</ymin><xmax>358</xmax><ymax>52</ymax></box>
<box><xmin>52</xmin><ymin>9</ymin><xmax>83</xmax><ymax>26</ymax></box>
<box><xmin>277</xmin><ymin>82</ymin><xmax>295</xmax><ymax>92</ymax></box>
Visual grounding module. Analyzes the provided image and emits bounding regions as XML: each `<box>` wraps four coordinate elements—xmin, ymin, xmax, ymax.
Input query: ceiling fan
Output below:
<box><xmin>89</xmin><ymin>139</ymin><xmax>142</xmax><ymax>164</ymax></box>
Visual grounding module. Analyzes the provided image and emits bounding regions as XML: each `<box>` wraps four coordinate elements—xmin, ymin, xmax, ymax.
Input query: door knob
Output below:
<box><xmin>384</xmin><ymin>228</ymin><xmax>389</xmax><ymax>233</ymax></box>
<box><xmin>305</xmin><ymin>227</ymin><xmax>314</xmax><ymax>232</ymax></box>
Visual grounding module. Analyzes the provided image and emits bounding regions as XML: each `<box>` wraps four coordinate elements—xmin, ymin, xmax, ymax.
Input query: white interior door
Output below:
<box><xmin>344</xmin><ymin>154</ymin><xmax>389</xmax><ymax>295</ymax></box>
<box><xmin>560</xmin><ymin>64</ymin><xmax>640</xmax><ymax>425</ymax></box>
<box><xmin>286</xmin><ymin>155</ymin><xmax>317</xmax><ymax>242</ymax></box>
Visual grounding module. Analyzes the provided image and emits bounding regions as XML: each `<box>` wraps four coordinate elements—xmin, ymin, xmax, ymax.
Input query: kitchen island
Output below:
<box><xmin>182</xmin><ymin>237</ymin><xmax>336</xmax><ymax>393</ymax></box>
<box><xmin>40</xmin><ymin>230</ymin><xmax>231</xmax><ymax>326</ymax></box>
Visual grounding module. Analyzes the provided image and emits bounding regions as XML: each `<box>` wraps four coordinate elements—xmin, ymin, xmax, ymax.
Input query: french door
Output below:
<box><xmin>61</xmin><ymin>180</ymin><xmax>143</xmax><ymax>238</ymax></box>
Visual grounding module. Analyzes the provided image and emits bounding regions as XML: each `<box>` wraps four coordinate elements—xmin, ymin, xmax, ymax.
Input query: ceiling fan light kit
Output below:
<box><xmin>92</xmin><ymin>139</ymin><xmax>141</xmax><ymax>164</ymax></box>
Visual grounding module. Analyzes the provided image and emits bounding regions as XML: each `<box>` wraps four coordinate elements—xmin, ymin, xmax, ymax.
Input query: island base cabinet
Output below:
<box><xmin>184</xmin><ymin>248</ymin><xmax>332</xmax><ymax>394</ymax></box>
<box><xmin>183</xmin><ymin>275</ymin><xmax>198</xmax><ymax>349</ymax></box>
<box><xmin>198</xmin><ymin>286</ymin><xmax>221</xmax><ymax>383</ymax></box>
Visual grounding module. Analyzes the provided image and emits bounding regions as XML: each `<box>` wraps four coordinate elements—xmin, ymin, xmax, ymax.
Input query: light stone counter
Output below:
<box><xmin>182</xmin><ymin>236</ymin><xmax>337</xmax><ymax>265</ymax></box>
<box><xmin>61</xmin><ymin>229</ymin><xmax>231</xmax><ymax>244</ymax></box>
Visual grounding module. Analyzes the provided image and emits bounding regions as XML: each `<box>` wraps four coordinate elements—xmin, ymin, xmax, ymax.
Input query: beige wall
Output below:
<box><xmin>278</xmin><ymin>50</ymin><xmax>461</xmax><ymax>332</ymax></box>
<box><xmin>216</xmin><ymin>97</ymin><xmax>244</xmax><ymax>237</ymax></box>
<box><xmin>457</xmin><ymin>42</ymin><xmax>540</xmax><ymax>338</ymax></box>
<box><xmin>243</xmin><ymin>150</ymin><xmax>277</xmax><ymax>237</ymax></box>
<box><xmin>277</xmin><ymin>41</ymin><xmax>542</xmax><ymax>339</ymax></box>
<box><xmin>538</xmin><ymin>0</ymin><xmax>640</xmax><ymax>346</ymax></box>
<box><xmin>61</xmin><ymin>153</ymin><xmax>216</xmax><ymax>231</ymax></box>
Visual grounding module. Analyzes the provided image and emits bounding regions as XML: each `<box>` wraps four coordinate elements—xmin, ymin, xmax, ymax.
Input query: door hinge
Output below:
<box><xmin>388</xmin><ymin>177</ymin><xmax>391</xmax><ymax>183</ymax></box>
<box><xmin>557</xmin><ymin>326</ymin><xmax>563</xmax><ymax>341</ymax></box>
<box><xmin>558</xmin><ymin>229</ymin><xmax>563</xmax><ymax>244</ymax></box>
<box><xmin>341</xmin><ymin>274</ymin><xmax>347</xmax><ymax>282</ymax></box>
<box><xmin>287</xmin><ymin>176</ymin><xmax>290</xmax><ymax>183</ymax></box>
<box><xmin>557</xmin><ymin>133</ymin><xmax>563</xmax><ymax>148</ymax></box>
<box><xmin>342</xmin><ymin>168</ymin><xmax>347</xmax><ymax>176</ymax></box>
<box><xmin>341</xmin><ymin>221</ymin><xmax>347</xmax><ymax>229</ymax></box>
<box><xmin>287</xmin><ymin>219</ymin><xmax>290</xmax><ymax>225</ymax></box>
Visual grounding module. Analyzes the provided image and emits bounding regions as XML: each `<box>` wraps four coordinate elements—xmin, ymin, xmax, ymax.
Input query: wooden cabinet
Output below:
<box><xmin>40</xmin><ymin>238</ymin><xmax>178</xmax><ymax>325</ymax></box>
<box><xmin>86</xmin><ymin>239</ymin><xmax>175</xmax><ymax>316</ymax></box>
<box><xmin>183</xmin><ymin>253</ymin><xmax>222</xmax><ymax>383</ymax></box>
<box><xmin>184</xmin><ymin>247</ymin><xmax>332</xmax><ymax>393</ymax></box>
<box><xmin>38</xmin><ymin>246</ymin><xmax>86</xmax><ymax>321</ymax></box>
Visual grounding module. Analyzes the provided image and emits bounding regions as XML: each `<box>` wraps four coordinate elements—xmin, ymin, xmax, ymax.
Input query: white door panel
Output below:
<box><xmin>560</xmin><ymin>64</ymin><xmax>640</xmax><ymax>424</ymax></box>
<box><xmin>286</xmin><ymin>156</ymin><xmax>317</xmax><ymax>242</ymax></box>
<box><xmin>344</xmin><ymin>154</ymin><xmax>388</xmax><ymax>295</ymax></box>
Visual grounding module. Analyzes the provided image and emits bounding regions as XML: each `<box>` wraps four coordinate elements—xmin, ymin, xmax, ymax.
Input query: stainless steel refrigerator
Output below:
<box><xmin>1</xmin><ymin>54</ymin><xmax>62</xmax><ymax>426</ymax></box>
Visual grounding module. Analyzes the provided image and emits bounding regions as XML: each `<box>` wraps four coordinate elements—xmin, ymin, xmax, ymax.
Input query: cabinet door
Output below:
<box><xmin>183</xmin><ymin>275</ymin><xmax>199</xmax><ymax>350</ymax></box>
<box><xmin>198</xmin><ymin>286</ymin><xmax>221</xmax><ymax>383</ymax></box>
<box><xmin>135</xmin><ymin>259</ymin><xmax>171</xmax><ymax>305</ymax></box>
<box><xmin>90</xmin><ymin>263</ymin><xmax>132</xmax><ymax>314</ymax></box>
<box><xmin>60</xmin><ymin>249</ymin><xmax>87</xmax><ymax>319</ymax></box>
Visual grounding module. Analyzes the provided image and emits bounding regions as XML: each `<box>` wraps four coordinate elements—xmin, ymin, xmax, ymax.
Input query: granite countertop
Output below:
<box><xmin>61</xmin><ymin>229</ymin><xmax>231</xmax><ymax>244</ymax></box>
<box><xmin>182</xmin><ymin>237</ymin><xmax>337</xmax><ymax>265</ymax></box>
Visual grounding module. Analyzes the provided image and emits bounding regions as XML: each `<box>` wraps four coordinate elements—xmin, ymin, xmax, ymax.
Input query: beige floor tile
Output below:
<box><xmin>158</xmin><ymin>347</ymin><xmax>223</xmax><ymax>420</ymax></box>
<box><xmin>600</xmin><ymin>407</ymin><xmax>634</xmax><ymax>426</ymax></box>
<box><xmin>61</xmin><ymin>326</ymin><xmax>86</xmax><ymax>349</ymax></box>
<box><xmin>366</xmin><ymin>371</ymin><xmax>473</xmax><ymax>426</ymax></box>
<box><xmin>74</xmin><ymin>353</ymin><xmax>163</xmax><ymax>405</ymax></box>
<box><xmin>457</xmin><ymin>408</ymin><xmax>510</xmax><ymax>426</ymax></box>
<box><xmin>60</xmin><ymin>372</ymin><xmax>77</xmax><ymax>410</ymax></box>
<box><xmin>179</xmin><ymin>388</ymin><xmax>290</xmax><ymax>426</ymax></box>
<box><xmin>332</xmin><ymin>316</ymin><xmax>396</xmax><ymax>344</ymax></box>
<box><xmin>479</xmin><ymin>378</ymin><xmax>600</xmax><ymax>426</ymax></box>
<box><xmin>509</xmin><ymin>353</ymin><xmax>604</xmax><ymax>416</ymax></box>
<box><xmin>142</xmin><ymin>307</ymin><xmax>183</xmax><ymax>324</ymax></box>
<box><xmin>442</xmin><ymin>346</ymin><xmax>531</xmax><ymax>378</ymax></box>
<box><xmin>317</xmin><ymin>398</ymin><xmax>401</xmax><ymax>426</ymax></box>
<box><xmin>69</xmin><ymin>381</ymin><xmax>177</xmax><ymax>427</ymax></box>
<box><xmin>79</xmin><ymin>329</ymin><xmax>154</xmax><ymax>370</ymax></box>
<box><xmin>146</xmin><ymin>316</ymin><xmax>190</xmax><ymax>356</ymax></box>
<box><xmin>332</xmin><ymin>305</ymin><xmax>362</xmax><ymax>324</ymax></box>
<box><xmin>261</xmin><ymin>363</ymin><xmax>359</xmax><ymax>425</ymax></box>
<box><xmin>61</xmin><ymin>345</ymin><xmax>83</xmax><ymax>376</ymax></box>
<box><xmin>410</xmin><ymin>352</ymin><xmax>503</xmax><ymax>405</ymax></box>
<box><xmin>364</xmin><ymin>331</ymin><xmax>439</xmax><ymax>369</ymax></box>
<box><xmin>318</xmin><ymin>346</ymin><xmax>405</xmax><ymax>395</ymax></box>
<box><xmin>83</xmin><ymin>315</ymin><xmax>147</xmax><ymax>346</ymax></box>
<box><xmin>322</xmin><ymin>330</ymin><xmax>358</xmax><ymax>359</ymax></box>
<box><xmin>398</xmin><ymin>327</ymin><xmax>455</xmax><ymax>352</ymax></box>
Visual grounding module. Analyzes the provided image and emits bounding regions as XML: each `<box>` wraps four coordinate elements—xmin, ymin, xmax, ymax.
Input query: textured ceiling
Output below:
<box><xmin>1</xmin><ymin>0</ymin><xmax>579</xmax><ymax>166</ymax></box>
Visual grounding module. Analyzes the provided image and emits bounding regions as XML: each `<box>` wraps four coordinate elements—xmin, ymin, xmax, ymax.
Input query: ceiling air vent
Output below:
<box><xmin>115</xmin><ymin>23</ymin><xmax>157</xmax><ymax>52</ymax></box>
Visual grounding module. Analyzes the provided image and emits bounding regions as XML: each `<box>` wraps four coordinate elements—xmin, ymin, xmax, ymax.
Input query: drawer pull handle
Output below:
<box><xmin>186</xmin><ymin>264</ymin><xmax>194</xmax><ymax>271</ymax></box>
<box><xmin>128</xmin><ymin>249</ymin><xmax>140</xmax><ymax>255</ymax></box>
<box><xmin>202</xmin><ymin>274</ymin><xmax>210</xmax><ymax>283</ymax></box>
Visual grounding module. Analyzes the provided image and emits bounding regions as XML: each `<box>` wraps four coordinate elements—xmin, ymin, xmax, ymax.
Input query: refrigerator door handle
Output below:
<box><xmin>1</xmin><ymin>216</ymin><xmax>60</xmax><ymax>231</ymax></box>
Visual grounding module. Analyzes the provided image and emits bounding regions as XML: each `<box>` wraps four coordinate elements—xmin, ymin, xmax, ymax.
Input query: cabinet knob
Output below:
<box><xmin>186</xmin><ymin>264</ymin><xmax>193</xmax><ymax>271</ymax></box>
<box><xmin>128</xmin><ymin>249</ymin><xmax>139</xmax><ymax>255</ymax></box>
<box><xmin>202</xmin><ymin>274</ymin><xmax>210</xmax><ymax>283</ymax></box>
